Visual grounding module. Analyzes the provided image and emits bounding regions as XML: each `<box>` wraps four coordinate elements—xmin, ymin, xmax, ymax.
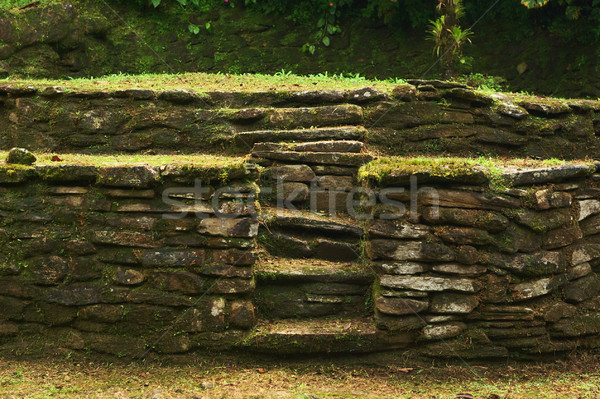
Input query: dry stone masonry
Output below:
<box><xmin>1</xmin><ymin>82</ymin><xmax>600</xmax><ymax>359</ymax></box>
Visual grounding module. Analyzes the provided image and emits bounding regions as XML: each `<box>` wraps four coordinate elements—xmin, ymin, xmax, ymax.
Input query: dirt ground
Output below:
<box><xmin>0</xmin><ymin>350</ymin><xmax>599</xmax><ymax>398</ymax></box>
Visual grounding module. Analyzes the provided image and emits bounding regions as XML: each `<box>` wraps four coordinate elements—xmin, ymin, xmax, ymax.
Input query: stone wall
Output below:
<box><xmin>0</xmin><ymin>161</ymin><xmax>260</xmax><ymax>357</ymax></box>
<box><xmin>2</xmin><ymin>83</ymin><xmax>600</xmax><ymax>359</ymax></box>
<box><xmin>2</xmin><ymin>82</ymin><xmax>600</xmax><ymax>159</ymax></box>
<box><xmin>365</xmin><ymin>163</ymin><xmax>600</xmax><ymax>358</ymax></box>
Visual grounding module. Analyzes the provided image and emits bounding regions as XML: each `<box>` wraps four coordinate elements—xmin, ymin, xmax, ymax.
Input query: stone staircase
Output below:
<box><xmin>237</xmin><ymin>124</ymin><xmax>382</xmax><ymax>353</ymax></box>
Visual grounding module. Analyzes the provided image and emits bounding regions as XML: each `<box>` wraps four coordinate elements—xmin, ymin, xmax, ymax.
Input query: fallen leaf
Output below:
<box><xmin>51</xmin><ymin>155</ymin><xmax>63</xmax><ymax>162</ymax></box>
<box><xmin>397</xmin><ymin>368</ymin><xmax>414</xmax><ymax>373</ymax></box>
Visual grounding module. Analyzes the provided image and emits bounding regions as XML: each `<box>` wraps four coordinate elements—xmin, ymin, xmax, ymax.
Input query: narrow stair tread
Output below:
<box><xmin>263</xmin><ymin>207</ymin><xmax>364</xmax><ymax>236</ymax></box>
<box><xmin>236</xmin><ymin>126</ymin><xmax>366</xmax><ymax>145</ymax></box>
<box><xmin>252</xmin><ymin>140</ymin><xmax>364</xmax><ymax>154</ymax></box>
<box><xmin>251</xmin><ymin>150</ymin><xmax>373</xmax><ymax>166</ymax></box>
<box><xmin>255</xmin><ymin>256</ymin><xmax>373</xmax><ymax>283</ymax></box>
<box><xmin>242</xmin><ymin>317</ymin><xmax>409</xmax><ymax>353</ymax></box>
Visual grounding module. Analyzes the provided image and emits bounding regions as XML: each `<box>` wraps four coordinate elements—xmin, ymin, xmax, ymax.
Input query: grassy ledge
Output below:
<box><xmin>0</xmin><ymin>152</ymin><xmax>248</xmax><ymax>168</ymax></box>
<box><xmin>0</xmin><ymin>72</ymin><xmax>404</xmax><ymax>94</ymax></box>
<box><xmin>358</xmin><ymin>156</ymin><xmax>593</xmax><ymax>190</ymax></box>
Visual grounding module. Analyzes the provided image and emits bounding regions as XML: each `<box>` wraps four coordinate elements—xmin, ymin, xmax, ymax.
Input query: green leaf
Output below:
<box><xmin>317</xmin><ymin>18</ymin><xmax>325</xmax><ymax>28</ymax></box>
<box><xmin>309</xmin><ymin>45</ymin><xmax>315</xmax><ymax>55</ymax></box>
<box><xmin>520</xmin><ymin>0</ymin><xmax>550</xmax><ymax>8</ymax></box>
<box><xmin>188</xmin><ymin>23</ymin><xmax>200</xmax><ymax>35</ymax></box>
<box><xmin>151</xmin><ymin>0</ymin><xmax>161</xmax><ymax>7</ymax></box>
<box><xmin>176</xmin><ymin>0</ymin><xmax>186</xmax><ymax>5</ymax></box>
<box><xmin>322</xmin><ymin>36</ymin><xmax>330</xmax><ymax>46</ymax></box>
<box><xmin>205</xmin><ymin>22</ymin><xmax>211</xmax><ymax>30</ymax></box>
<box><xmin>326</xmin><ymin>24</ymin><xmax>335</xmax><ymax>34</ymax></box>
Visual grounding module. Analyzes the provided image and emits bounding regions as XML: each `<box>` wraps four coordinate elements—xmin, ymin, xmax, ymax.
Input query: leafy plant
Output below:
<box><xmin>427</xmin><ymin>0</ymin><xmax>473</xmax><ymax>79</ymax></box>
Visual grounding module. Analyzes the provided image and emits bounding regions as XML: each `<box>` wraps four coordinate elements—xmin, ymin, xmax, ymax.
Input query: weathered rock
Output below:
<box><xmin>533</xmin><ymin>189</ymin><xmax>572</xmax><ymax>210</ymax></box>
<box><xmin>418</xmin><ymin>189</ymin><xmax>521</xmax><ymax>211</ymax></box>
<box><xmin>197</xmin><ymin>218</ymin><xmax>258</xmax><ymax>238</ymax></box>
<box><xmin>422</xmin><ymin>207</ymin><xmax>509</xmax><ymax>232</ymax></box>
<box><xmin>544</xmin><ymin>301</ymin><xmax>577</xmax><ymax>323</ymax></box>
<box><xmin>516</xmin><ymin>97</ymin><xmax>572</xmax><ymax>115</ymax></box>
<box><xmin>580</xmin><ymin>214</ymin><xmax>600</xmax><ymax>236</ymax></box>
<box><xmin>228</xmin><ymin>300</ymin><xmax>255</xmax><ymax>329</ymax></box>
<box><xmin>430</xmin><ymin>293</ymin><xmax>480</xmax><ymax>314</ymax></box>
<box><xmin>141</xmin><ymin>249</ymin><xmax>205</xmax><ymax>267</ymax></box>
<box><xmin>113</xmin><ymin>267</ymin><xmax>145</xmax><ymax>286</ymax></box>
<box><xmin>376</xmin><ymin>314</ymin><xmax>427</xmax><ymax>332</ymax></box>
<box><xmin>281</xmin><ymin>182</ymin><xmax>309</xmax><ymax>202</ymax></box>
<box><xmin>317</xmin><ymin>175</ymin><xmax>355</xmax><ymax>190</ymax></box>
<box><xmin>151</xmin><ymin>271</ymin><xmax>206</xmax><ymax>294</ymax></box>
<box><xmin>45</xmin><ymin>286</ymin><xmax>103</xmax><ymax>306</ymax></box>
<box><xmin>380</xmin><ymin>275</ymin><xmax>481</xmax><ymax>293</ymax></box>
<box><xmin>271</xmin><ymin>211</ymin><xmax>362</xmax><ymax>236</ymax></box>
<box><xmin>473</xmin><ymin>305</ymin><xmax>535</xmax><ymax>321</ymax></box>
<box><xmin>543</xmin><ymin>226</ymin><xmax>582</xmax><ymax>250</ymax></box>
<box><xmin>494</xmin><ymin>224</ymin><xmax>542</xmax><ymax>254</ymax></box>
<box><xmin>375</xmin><ymin>296</ymin><xmax>428</xmax><ymax>315</ymax></box>
<box><xmin>368</xmin><ymin>239</ymin><xmax>454</xmax><ymax>262</ymax></box>
<box><xmin>294</xmin><ymin>140</ymin><xmax>364</xmax><ymax>153</ymax></box>
<box><xmin>568</xmin><ymin>243</ymin><xmax>600</xmax><ymax>265</ymax></box>
<box><xmin>260</xmin><ymin>232</ymin><xmax>312</xmax><ymax>258</ymax></box>
<box><xmin>510</xmin><ymin>276</ymin><xmax>566</xmax><ymax>301</ymax></box>
<box><xmin>98</xmin><ymin>166</ymin><xmax>159</xmax><ymax>188</ymax></box>
<box><xmin>236</xmin><ymin>126</ymin><xmax>366</xmax><ymax>146</ymax></box>
<box><xmin>368</xmin><ymin>220</ymin><xmax>429</xmax><ymax>239</ymax></box>
<box><xmin>313</xmin><ymin>239</ymin><xmax>358</xmax><ymax>262</ymax></box>
<box><xmin>568</xmin><ymin>262</ymin><xmax>592</xmax><ymax>280</ymax></box>
<box><xmin>6</xmin><ymin>148</ymin><xmax>36</xmax><ymax>165</ymax></box>
<box><xmin>373</xmin><ymin>261</ymin><xmax>428</xmax><ymax>275</ymax></box>
<box><xmin>499</xmin><ymin>251</ymin><xmax>566</xmax><ymax>276</ymax></box>
<box><xmin>510</xmin><ymin>208</ymin><xmax>572</xmax><ymax>233</ymax></box>
<box><xmin>578</xmin><ymin>199</ymin><xmax>600</xmax><ymax>221</ymax></box>
<box><xmin>78</xmin><ymin>304</ymin><xmax>125</xmax><ymax>323</ymax></box>
<box><xmin>421</xmin><ymin>322</ymin><xmax>467</xmax><ymax>341</ymax></box>
<box><xmin>476</xmin><ymin>129</ymin><xmax>528</xmax><ymax>146</ymax></box>
<box><xmin>253</xmin><ymin>151</ymin><xmax>372</xmax><ymax>167</ymax></box>
<box><xmin>29</xmin><ymin>256</ymin><xmax>69</xmax><ymax>285</ymax></box>
<box><xmin>563</xmin><ymin>274</ymin><xmax>600</xmax><ymax>303</ymax></box>
<box><xmin>263</xmin><ymin>164</ymin><xmax>316</xmax><ymax>182</ymax></box>
<box><xmin>431</xmin><ymin>263</ymin><xmax>486</xmax><ymax>276</ymax></box>
<box><xmin>434</xmin><ymin>226</ymin><xmax>495</xmax><ymax>246</ymax></box>
<box><xmin>551</xmin><ymin>313</ymin><xmax>600</xmax><ymax>337</ymax></box>
<box><xmin>158</xmin><ymin>89</ymin><xmax>201</xmax><ymax>103</ymax></box>
<box><xmin>268</xmin><ymin>104</ymin><xmax>364</xmax><ymax>128</ymax></box>
<box><xmin>90</xmin><ymin>230</ymin><xmax>157</xmax><ymax>248</ymax></box>
<box><xmin>503</xmin><ymin>164</ymin><xmax>592</xmax><ymax>186</ymax></box>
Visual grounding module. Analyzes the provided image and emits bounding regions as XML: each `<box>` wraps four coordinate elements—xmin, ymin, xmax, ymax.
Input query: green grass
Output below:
<box><xmin>0</xmin><ymin>71</ymin><xmax>405</xmax><ymax>94</ymax></box>
<box><xmin>0</xmin><ymin>152</ymin><xmax>248</xmax><ymax>167</ymax></box>
<box><xmin>358</xmin><ymin>156</ymin><xmax>590</xmax><ymax>191</ymax></box>
<box><xmin>0</xmin><ymin>354</ymin><xmax>600</xmax><ymax>398</ymax></box>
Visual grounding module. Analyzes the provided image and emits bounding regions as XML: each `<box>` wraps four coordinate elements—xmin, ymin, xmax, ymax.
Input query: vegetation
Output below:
<box><xmin>0</xmin><ymin>71</ymin><xmax>403</xmax><ymax>93</ymax></box>
<box><xmin>357</xmin><ymin>156</ymin><xmax>583</xmax><ymax>191</ymax></box>
<box><xmin>0</xmin><ymin>152</ymin><xmax>248</xmax><ymax>168</ymax></box>
<box><xmin>1</xmin><ymin>355</ymin><xmax>600</xmax><ymax>398</ymax></box>
<box><xmin>428</xmin><ymin>0</ymin><xmax>473</xmax><ymax>79</ymax></box>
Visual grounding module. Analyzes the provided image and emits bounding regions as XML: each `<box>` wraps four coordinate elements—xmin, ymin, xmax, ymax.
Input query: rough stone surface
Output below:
<box><xmin>6</xmin><ymin>148</ymin><xmax>36</xmax><ymax>165</ymax></box>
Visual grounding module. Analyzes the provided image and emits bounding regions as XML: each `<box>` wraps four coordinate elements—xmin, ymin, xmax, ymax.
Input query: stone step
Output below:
<box><xmin>252</xmin><ymin>140</ymin><xmax>365</xmax><ymax>154</ymax></box>
<box><xmin>251</xmin><ymin>151</ymin><xmax>373</xmax><ymax>166</ymax></box>
<box><xmin>235</xmin><ymin>126</ymin><xmax>367</xmax><ymax>146</ymax></box>
<box><xmin>254</xmin><ymin>280</ymin><xmax>372</xmax><ymax>319</ymax></box>
<box><xmin>259</xmin><ymin>230</ymin><xmax>361</xmax><ymax>261</ymax></box>
<box><xmin>254</xmin><ymin>256</ymin><xmax>373</xmax><ymax>284</ymax></box>
<box><xmin>243</xmin><ymin>317</ymin><xmax>415</xmax><ymax>353</ymax></box>
<box><xmin>242</xmin><ymin>317</ymin><xmax>409</xmax><ymax>354</ymax></box>
<box><xmin>264</xmin><ymin>208</ymin><xmax>364</xmax><ymax>237</ymax></box>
